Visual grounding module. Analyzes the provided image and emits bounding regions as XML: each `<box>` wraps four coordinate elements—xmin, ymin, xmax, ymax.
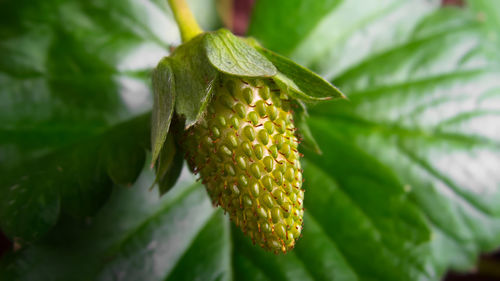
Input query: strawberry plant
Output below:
<box><xmin>1</xmin><ymin>0</ymin><xmax>500</xmax><ymax>280</ymax></box>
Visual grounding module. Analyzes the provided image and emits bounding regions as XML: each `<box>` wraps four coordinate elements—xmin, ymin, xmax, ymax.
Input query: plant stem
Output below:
<box><xmin>168</xmin><ymin>0</ymin><xmax>203</xmax><ymax>42</ymax></box>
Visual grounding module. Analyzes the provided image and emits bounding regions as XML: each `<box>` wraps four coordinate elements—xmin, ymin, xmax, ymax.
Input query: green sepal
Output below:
<box><xmin>158</xmin><ymin>146</ymin><xmax>183</xmax><ymax>196</ymax></box>
<box><xmin>272</xmin><ymin>72</ymin><xmax>303</xmax><ymax>99</ymax></box>
<box><xmin>293</xmin><ymin>100</ymin><xmax>322</xmax><ymax>154</ymax></box>
<box><xmin>204</xmin><ymin>29</ymin><xmax>277</xmax><ymax>77</ymax></box>
<box><xmin>170</xmin><ymin>34</ymin><xmax>219</xmax><ymax>129</ymax></box>
<box><xmin>153</xmin><ymin>131</ymin><xmax>184</xmax><ymax>196</ymax></box>
<box><xmin>251</xmin><ymin>42</ymin><xmax>346</xmax><ymax>102</ymax></box>
<box><xmin>151</xmin><ymin>57</ymin><xmax>176</xmax><ymax>165</ymax></box>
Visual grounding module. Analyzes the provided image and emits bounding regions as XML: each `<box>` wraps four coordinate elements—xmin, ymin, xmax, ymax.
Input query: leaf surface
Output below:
<box><xmin>0</xmin><ymin>0</ymin><xmax>218</xmax><ymax>242</ymax></box>
<box><xmin>204</xmin><ymin>29</ymin><xmax>276</xmax><ymax>77</ymax></box>
<box><xmin>252</xmin><ymin>0</ymin><xmax>500</xmax><ymax>279</ymax></box>
<box><xmin>318</xmin><ymin>7</ymin><xmax>500</xmax><ymax>280</ymax></box>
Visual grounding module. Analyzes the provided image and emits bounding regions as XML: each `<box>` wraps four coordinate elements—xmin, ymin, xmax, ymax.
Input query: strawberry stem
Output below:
<box><xmin>168</xmin><ymin>0</ymin><xmax>203</xmax><ymax>42</ymax></box>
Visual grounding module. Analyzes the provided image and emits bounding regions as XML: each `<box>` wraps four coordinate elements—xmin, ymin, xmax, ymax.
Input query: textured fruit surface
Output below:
<box><xmin>183</xmin><ymin>76</ymin><xmax>304</xmax><ymax>253</ymax></box>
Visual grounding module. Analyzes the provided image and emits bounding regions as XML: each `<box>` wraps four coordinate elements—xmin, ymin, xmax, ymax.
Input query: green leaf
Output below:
<box><xmin>0</xmin><ymin>114</ymin><xmax>150</xmax><ymax>242</ymax></box>
<box><xmin>151</xmin><ymin>57</ymin><xmax>176</xmax><ymax>165</ymax></box>
<box><xmin>293</xmin><ymin>101</ymin><xmax>322</xmax><ymax>154</ymax></box>
<box><xmin>0</xmin><ymin>0</ymin><xmax>219</xmax><ymax>242</ymax></box>
<box><xmin>170</xmin><ymin>34</ymin><xmax>219</xmax><ymax>128</ymax></box>
<box><xmin>250</xmin><ymin>0</ymin><xmax>441</xmax><ymax>78</ymax></box>
<box><xmin>0</xmin><ymin>169</ymin><xmax>231</xmax><ymax>281</ymax></box>
<box><xmin>468</xmin><ymin>0</ymin><xmax>500</xmax><ymax>43</ymax></box>
<box><xmin>308</xmin><ymin>6</ymin><xmax>500</xmax><ymax>280</ymax></box>
<box><xmin>248</xmin><ymin>0</ymin><xmax>343</xmax><ymax>56</ymax></box>
<box><xmin>0</xmin><ymin>165</ymin><xmax>427</xmax><ymax>281</ymax></box>
<box><xmin>204</xmin><ymin>29</ymin><xmax>277</xmax><ymax>77</ymax></box>
<box><xmin>255</xmin><ymin>45</ymin><xmax>345</xmax><ymax>101</ymax></box>
<box><xmin>105</xmin><ymin>115</ymin><xmax>149</xmax><ymax>187</ymax></box>
<box><xmin>469</xmin><ymin>0</ymin><xmax>500</xmax><ymax>26</ymax></box>
<box><xmin>106</xmin><ymin>141</ymin><xmax>147</xmax><ymax>187</ymax></box>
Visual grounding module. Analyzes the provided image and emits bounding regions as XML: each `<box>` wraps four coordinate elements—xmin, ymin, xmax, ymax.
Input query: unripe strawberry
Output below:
<box><xmin>183</xmin><ymin>76</ymin><xmax>304</xmax><ymax>253</ymax></box>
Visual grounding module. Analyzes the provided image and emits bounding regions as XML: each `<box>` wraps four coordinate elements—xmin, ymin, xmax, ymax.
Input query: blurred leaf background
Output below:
<box><xmin>1</xmin><ymin>0</ymin><xmax>500</xmax><ymax>280</ymax></box>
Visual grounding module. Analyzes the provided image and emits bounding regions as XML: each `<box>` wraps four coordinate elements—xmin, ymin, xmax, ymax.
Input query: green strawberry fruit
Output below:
<box><xmin>151</xmin><ymin>23</ymin><xmax>343</xmax><ymax>254</ymax></box>
<box><xmin>182</xmin><ymin>76</ymin><xmax>304</xmax><ymax>253</ymax></box>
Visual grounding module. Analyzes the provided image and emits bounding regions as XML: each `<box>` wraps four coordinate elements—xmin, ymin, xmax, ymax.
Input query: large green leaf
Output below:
<box><xmin>253</xmin><ymin>0</ymin><xmax>500</xmax><ymax>279</ymax></box>
<box><xmin>0</xmin><ymin>0</ymin><xmax>219</xmax><ymax>242</ymax></box>
<box><xmin>2</xmin><ymin>0</ymin><xmax>500</xmax><ymax>281</ymax></box>
<box><xmin>0</xmin><ymin>169</ymin><xmax>229</xmax><ymax>281</ymax></box>
<box><xmin>0</xmin><ymin>114</ymin><xmax>150</xmax><ymax>242</ymax></box>
<box><xmin>324</xmin><ymin>7</ymin><xmax>500</xmax><ymax>272</ymax></box>
<box><xmin>249</xmin><ymin>0</ymin><xmax>442</xmax><ymax>79</ymax></box>
<box><xmin>248</xmin><ymin>0</ymin><xmax>344</xmax><ymax>56</ymax></box>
